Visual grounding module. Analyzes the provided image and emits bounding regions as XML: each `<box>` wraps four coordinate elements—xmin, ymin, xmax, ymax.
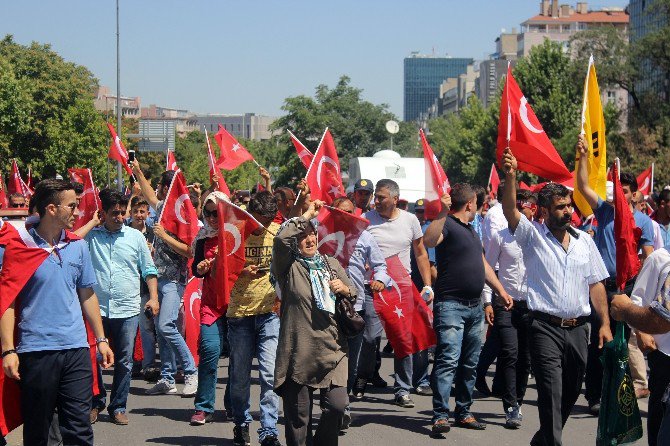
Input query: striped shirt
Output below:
<box><xmin>513</xmin><ymin>215</ymin><xmax>608</xmax><ymax>318</ymax></box>
<box><xmin>482</xmin><ymin>228</ymin><xmax>526</xmax><ymax>303</ymax></box>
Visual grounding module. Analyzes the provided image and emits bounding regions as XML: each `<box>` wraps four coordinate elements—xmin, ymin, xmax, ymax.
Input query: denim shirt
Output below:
<box><xmin>85</xmin><ymin>225</ymin><xmax>158</xmax><ymax>318</ymax></box>
<box><xmin>347</xmin><ymin>230</ymin><xmax>392</xmax><ymax>311</ymax></box>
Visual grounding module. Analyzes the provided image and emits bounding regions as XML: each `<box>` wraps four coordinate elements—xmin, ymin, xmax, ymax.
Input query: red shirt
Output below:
<box><xmin>200</xmin><ymin>236</ymin><xmax>226</xmax><ymax>325</ymax></box>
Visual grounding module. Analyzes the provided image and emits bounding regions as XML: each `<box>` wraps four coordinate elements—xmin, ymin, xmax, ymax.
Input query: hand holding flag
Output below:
<box><xmin>305</xmin><ymin>129</ymin><xmax>345</xmax><ymax>205</ymax></box>
<box><xmin>158</xmin><ymin>170</ymin><xmax>200</xmax><ymax>246</ymax></box>
<box><xmin>419</xmin><ymin>129</ymin><xmax>451</xmax><ymax>219</ymax></box>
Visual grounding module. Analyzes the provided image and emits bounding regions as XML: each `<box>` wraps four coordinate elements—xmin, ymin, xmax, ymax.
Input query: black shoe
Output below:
<box><xmin>382</xmin><ymin>341</ymin><xmax>394</xmax><ymax>356</ymax></box>
<box><xmin>352</xmin><ymin>377</ymin><xmax>367</xmax><ymax>399</ymax></box>
<box><xmin>474</xmin><ymin>377</ymin><xmax>492</xmax><ymax>396</ymax></box>
<box><xmin>233</xmin><ymin>424</ymin><xmax>251</xmax><ymax>446</ymax></box>
<box><xmin>260</xmin><ymin>435</ymin><xmax>281</xmax><ymax>446</ymax></box>
<box><xmin>416</xmin><ymin>385</ymin><xmax>433</xmax><ymax>396</ymax></box>
<box><xmin>393</xmin><ymin>394</ymin><xmax>415</xmax><ymax>408</ymax></box>
<box><xmin>370</xmin><ymin>374</ymin><xmax>388</xmax><ymax>388</ymax></box>
<box><xmin>588</xmin><ymin>402</ymin><xmax>601</xmax><ymax>416</ymax></box>
<box><xmin>341</xmin><ymin>410</ymin><xmax>352</xmax><ymax>430</ymax></box>
<box><xmin>431</xmin><ymin>418</ymin><xmax>451</xmax><ymax>436</ymax></box>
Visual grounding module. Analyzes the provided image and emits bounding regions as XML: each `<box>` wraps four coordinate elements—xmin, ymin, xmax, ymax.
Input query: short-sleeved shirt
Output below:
<box><xmin>153</xmin><ymin>201</ymin><xmax>189</xmax><ymax>284</ymax></box>
<box><xmin>594</xmin><ymin>198</ymin><xmax>654</xmax><ymax>277</ymax></box>
<box><xmin>364</xmin><ymin>209</ymin><xmax>423</xmax><ymax>273</ymax></box>
<box><xmin>15</xmin><ymin>228</ymin><xmax>97</xmax><ymax>353</ymax></box>
<box><xmin>434</xmin><ymin>215</ymin><xmax>485</xmax><ymax>302</ymax></box>
<box><xmin>513</xmin><ymin>215</ymin><xmax>609</xmax><ymax>318</ymax></box>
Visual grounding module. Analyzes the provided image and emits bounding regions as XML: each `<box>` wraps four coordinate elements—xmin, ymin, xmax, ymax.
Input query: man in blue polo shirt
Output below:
<box><xmin>575</xmin><ymin>135</ymin><xmax>655</xmax><ymax>414</ymax></box>
<box><xmin>0</xmin><ymin>179</ymin><xmax>114</xmax><ymax>446</ymax></box>
<box><xmin>84</xmin><ymin>189</ymin><xmax>159</xmax><ymax>426</ymax></box>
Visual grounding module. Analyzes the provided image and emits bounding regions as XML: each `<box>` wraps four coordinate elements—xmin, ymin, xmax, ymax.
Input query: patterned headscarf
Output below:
<box><xmin>191</xmin><ymin>190</ymin><xmax>229</xmax><ymax>255</ymax></box>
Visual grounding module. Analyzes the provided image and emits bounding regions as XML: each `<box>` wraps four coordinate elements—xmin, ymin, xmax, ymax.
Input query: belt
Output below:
<box><xmin>530</xmin><ymin>311</ymin><xmax>589</xmax><ymax>328</ymax></box>
<box><xmin>513</xmin><ymin>300</ymin><xmax>528</xmax><ymax>310</ymax></box>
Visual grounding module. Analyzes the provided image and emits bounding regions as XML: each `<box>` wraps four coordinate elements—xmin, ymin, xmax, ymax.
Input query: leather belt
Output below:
<box><xmin>530</xmin><ymin>311</ymin><xmax>589</xmax><ymax>328</ymax></box>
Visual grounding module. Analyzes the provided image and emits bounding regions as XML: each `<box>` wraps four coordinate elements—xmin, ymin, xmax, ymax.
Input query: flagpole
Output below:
<box><xmin>580</xmin><ymin>55</ymin><xmax>593</xmax><ymax>137</ymax></box>
<box><xmin>293</xmin><ymin>127</ymin><xmax>329</xmax><ymax>206</ymax></box>
<box><xmin>115</xmin><ymin>0</ymin><xmax>123</xmax><ymax>192</ymax></box>
<box><xmin>651</xmin><ymin>162</ymin><xmax>655</xmax><ymax>195</ymax></box>
<box><xmin>156</xmin><ymin>168</ymin><xmax>179</xmax><ymax>224</ymax></box>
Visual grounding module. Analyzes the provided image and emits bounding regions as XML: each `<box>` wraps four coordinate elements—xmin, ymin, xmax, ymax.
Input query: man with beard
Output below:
<box><xmin>500</xmin><ymin>148</ymin><xmax>612</xmax><ymax>446</ymax></box>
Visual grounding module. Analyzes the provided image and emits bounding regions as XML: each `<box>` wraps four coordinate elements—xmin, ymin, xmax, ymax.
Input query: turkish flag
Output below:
<box><xmin>106</xmin><ymin>123</ymin><xmax>134</xmax><ymax>176</ymax></box>
<box><xmin>613</xmin><ymin>161</ymin><xmax>642</xmax><ymax>291</ymax></box>
<box><xmin>216</xmin><ymin>200</ymin><xmax>262</xmax><ymax>308</ymax></box>
<box><xmin>204</xmin><ymin>128</ymin><xmax>231</xmax><ymax>196</ymax></box>
<box><xmin>316</xmin><ymin>206</ymin><xmax>369</xmax><ymax>268</ymax></box>
<box><xmin>488</xmin><ymin>163</ymin><xmax>501</xmax><ymax>197</ymax></box>
<box><xmin>373</xmin><ymin>255</ymin><xmax>436</xmax><ymax>359</ymax></box>
<box><xmin>637</xmin><ymin>165</ymin><xmax>653</xmax><ymax>197</ymax></box>
<box><xmin>183</xmin><ymin>277</ymin><xmax>202</xmax><ymax>365</ymax></box>
<box><xmin>8</xmin><ymin>160</ymin><xmax>31</xmax><ymax>198</ymax></box>
<box><xmin>306</xmin><ymin>129</ymin><xmax>346</xmax><ymax>205</ymax></box>
<box><xmin>158</xmin><ymin>170</ymin><xmax>200</xmax><ymax>246</ymax></box>
<box><xmin>288</xmin><ymin>130</ymin><xmax>314</xmax><ymax>170</ymax></box>
<box><xmin>497</xmin><ymin>66</ymin><xmax>572</xmax><ymax>183</ymax></box>
<box><xmin>166</xmin><ymin>151</ymin><xmax>178</xmax><ymax>171</ymax></box>
<box><xmin>0</xmin><ymin>222</ymin><xmax>99</xmax><ymax>436</ymax></box>
<box><xmin>419</xmin><ymin>129</ymin><xmax>451</xmax><ymax>220</ymax></box>
<box><xmin>68</xmin><ymin>168</ymin><xmax>101</xmax><ymax>231</ymax></box>
<box><xmin>214</xmin><ymin>124</ymin><xmax>255</xmax><ymax>170</ymax></box>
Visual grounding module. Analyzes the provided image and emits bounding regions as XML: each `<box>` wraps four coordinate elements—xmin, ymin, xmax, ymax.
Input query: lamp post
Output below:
<box><xmin>116</xmin><ymin>0</ymin><xmax>123</xmax><ymax>191</ymax></box>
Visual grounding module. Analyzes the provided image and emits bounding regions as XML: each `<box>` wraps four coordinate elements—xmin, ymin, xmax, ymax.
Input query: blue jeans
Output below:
<box><xmin>94</xmin><ymin>315</ymin><xmax>139</xmax><ymax>415</ymax></box>
<box><xmin>358</xmin><ymin>290</ymin><xmax>383</xmax><ymax>380</ymax></box>
<box><xmin>431</xmin><ymin>300</ymin><xmax>484</xmax><ymax>422</ymax></box>
<box><xmin>228</xmin><ymin>312</ymin><xmax>280</xmax><ymax>441</ymax></box>
<box><xmin>156</xmin><ymin>278</ymin><xmax>196</xmax><ymax>383</ymax></box>
<box><xmin>139</xmin><ymin>293</ymin><xmax>156</xmax><ymax>369</ymax></box>
<box><xmin>347</xmin><ymin>311</ymin><xmax>365</xmax><ymax>393</ymax></box>
<box><xmin>393</xmin><ymin>349</ymin><xmax>430</xmax><ymax>397</ymax></box>
<box><xmin>194</xmin><ymin>318</ymin><xmax>231</xmax><ymax>414</ymax></box>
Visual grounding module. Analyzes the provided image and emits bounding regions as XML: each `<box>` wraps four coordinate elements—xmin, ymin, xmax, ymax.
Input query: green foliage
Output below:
<box><xmin>0</xmin><ymin>35</ymin><xmax>109</xmax><ymax>183</ymax></box>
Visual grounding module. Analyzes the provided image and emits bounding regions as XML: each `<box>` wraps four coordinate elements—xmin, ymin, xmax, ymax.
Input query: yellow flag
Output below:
<box><xmin>574</xmin><ymin>56</ymin><xmax>607</xmax><ymax>217</ymax></box>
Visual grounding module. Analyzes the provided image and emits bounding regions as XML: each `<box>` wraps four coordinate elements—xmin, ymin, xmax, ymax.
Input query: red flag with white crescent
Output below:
<box><xmin>496</xmin><ymin>66</ymin><xmax>572</xmax><ymax>183</ymax></box>
<box><xmin>214</xmin><ymin>125</ymin><xmax>255</xmax><ymax>170</ymax></box>
<box><xmin>316</xmin><ymin>206</ymin><xmax>369</xmax><ymax>268</ymax></box>
<box><xmin>613</xmin><ymin>161</ymin><xmax>642</xmax><ymax>291</ymax></box>
<box><xmin>68</xmin><ymin>168</ymin><xmax>101</xmax><ymax>231</ymax></box>
<box><xmin>305</xmin><ymin>129</ymin><xmax>345</xmax><ymax>205</ymax></box>
<box><xmin>166</xmin><ymin>151</ymin><xmax>178</xmax><ymax>171</ymax></box>
<box><xmin>488</xmin><ymin>163</ymin><xmax>501</xmax><ymax>197</ymax></box>
<box><xmin>204</xmin><ymin>128</ymin><xmax>231</xmax><ymax>196</ymax></box>
<box><xmin>216</xmin><ymin>200</ymin><xmax>262</xmax><ymax>308</ymax></box>
<box><xmin>158</xmin><ymin>170</ymin><xmax>200</xmax><ymax>246</ymax></box>
<box><xmin>8</xmin><ymin>160</ymin><xmax>32</xmax><ymax>198</ymax></box>
<box><xmin>419</xmin><ymin>130</ymin><xmax>451</xmax><ymax>220</ymax></box>
<box><xmin>0</xmin><ymin>222</ymin><xmax>99</xmax><ymax>436</ymax></box>
<box><xmin>288</xmin><ymin>130</ymin><xmax>314</xmax><ymax>170</ymax></box>
<box><xmin>373</xmin><ymin>255</ymin><xmax>436</xmax><ymax>359</ymax></box>
<box><xmin>183</xmin><ymin>277</ymin><xmax>202</xmax><ymax>365</ymax></box>
<box><xmin>637</xmin><ymin>165</ymin><xmax>653</xmax><ymax>197</ymax></box>
<box><xmin>106</xmin><ymin>123</ymin><xmax>134</xmax><ymax>176</ymax></box>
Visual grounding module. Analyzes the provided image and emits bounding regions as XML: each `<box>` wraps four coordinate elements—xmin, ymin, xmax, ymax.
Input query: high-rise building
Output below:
<box><xmin>403</xmin><ymin>54</ymin><xmax>473</xmax><ymax>122</ymax></box>
<box><xmin>629</xmin><ymin>0</ymin><xmax>667</xmax><ymax>101</ymax></box>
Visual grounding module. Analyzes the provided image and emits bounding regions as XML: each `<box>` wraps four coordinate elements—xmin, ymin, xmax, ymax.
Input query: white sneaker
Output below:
<box><xmin>146</xmin><ymin>379</ymin><xmax>177</xmax><ymax>395</ymax></box>
<box><xmin>181</xmin><ymin>373</ymin><xmax>198</xmax><ymax>398</ymax></box>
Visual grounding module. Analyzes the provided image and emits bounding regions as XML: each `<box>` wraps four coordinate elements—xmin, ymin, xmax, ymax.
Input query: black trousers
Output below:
<box><xmin>529</xmin><ymin>318</ymin><xmax>589</xmax><ymax>446</ymax></box>
<box><xmin>493</xmin><ymin>303</ymin><xmax>531</xmax><ymax>410</ymax></box>
<box><xmin>648</xmin><ymin>350</ymin><xmax>670</xmax><ymax>446</ymax></box>
<box><xmin>19</xmin><ymin>348</ymin><xmax>94</xmax><ymax>446</ymax></box>
<box><xmin>281</xmin><ymin>380</ymin><xmax>348</xmax><ymax>446</ymax></box>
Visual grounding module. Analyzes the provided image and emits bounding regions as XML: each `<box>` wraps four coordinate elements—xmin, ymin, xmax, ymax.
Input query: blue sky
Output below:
<box><xmin>0</xmin><ymin>0</ymin><xmax>629</xmax><ymax>118</ymax></box>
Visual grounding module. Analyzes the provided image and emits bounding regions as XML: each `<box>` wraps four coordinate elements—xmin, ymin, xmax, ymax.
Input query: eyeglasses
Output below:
<box><xmin>10</xmin><ymin>202</ymin><xmax>25</xmax><ymax>208</ymax></box>
<box><xmin>203</xmin><ymin>209</ymin><xmax>218</xmax><ymax>218</ymax></box>
<box><xmin>57</xmin><ymin>203</ymin><xmax>77</xmax><ymax>213</ymax></box>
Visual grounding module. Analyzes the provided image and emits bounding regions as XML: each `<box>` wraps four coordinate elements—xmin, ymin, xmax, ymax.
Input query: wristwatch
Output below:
<box><xmin>96</xmin><ymin>337</ymin><xmax>109</xmax><ymax>345</ymax></box>
<box><xmin>483</xmin><ymin>302</ymin><xmax>492</xmax><ymax>308</ymax></box>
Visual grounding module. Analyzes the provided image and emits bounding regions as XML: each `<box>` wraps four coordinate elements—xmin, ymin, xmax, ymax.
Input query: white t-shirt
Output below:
<box><xmin>364</xmin><ymin>209</ymin><xmax>423</xmax><ymax>273</ymax></box>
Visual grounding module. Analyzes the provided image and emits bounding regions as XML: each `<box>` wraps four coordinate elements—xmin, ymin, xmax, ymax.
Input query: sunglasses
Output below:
<box><xmin>203</xmin><ymin>208</ymin><xmax>218</xmax><ymax>218</ymax></box>
<box><xmin>57</xmin><ymin>203</ymin><xmax>78</xmax><ymax>213</ymax></box>
<box><xmin>10</xmin><ymin>202</ymin><xmax>25</xmax><ymax>208</ymax></box>
<box><xmin>516</xmin><ymin>201</ymin><xmax>538</xmax><ymax>211</ymax></box>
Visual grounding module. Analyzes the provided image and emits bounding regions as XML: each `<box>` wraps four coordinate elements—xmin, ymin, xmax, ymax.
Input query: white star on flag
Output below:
<box><xmin>394</xmin><ymin>305</ymin><xmax>404</xmax><ymax>318</ymax></box>
<box><xmin>231</xmin><ymin>143</ymin><xmax>241</xmax><ymax>152</ymax></box>
<box><xmin>328</xmin><ymin>184</ymin><xmax>341</xmax><ymax>197</ymax></box>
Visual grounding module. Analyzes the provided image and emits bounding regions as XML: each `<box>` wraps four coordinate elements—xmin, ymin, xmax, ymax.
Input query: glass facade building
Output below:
<box><xmin>403</xmin><ymin>56</ymin><xmax>473</xmax><ymax>122</ymax></box>
<box><xmin>629</xmin><ymin>0</ymin><xmax>667</xmax><ymax>100</ymax></box>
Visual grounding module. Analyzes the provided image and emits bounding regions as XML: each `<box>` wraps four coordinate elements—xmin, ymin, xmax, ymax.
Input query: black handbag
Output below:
<box><xmin>322</xmin><ymin>254</ymin><xmax>366</xmax><ymax>338</ymax></box>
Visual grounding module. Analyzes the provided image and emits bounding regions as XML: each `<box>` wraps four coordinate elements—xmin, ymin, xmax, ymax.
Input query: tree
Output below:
<box><xmin>0</xmin><ymin>35</ymin><xmax>109</xmax><ymax>182</ymax></box>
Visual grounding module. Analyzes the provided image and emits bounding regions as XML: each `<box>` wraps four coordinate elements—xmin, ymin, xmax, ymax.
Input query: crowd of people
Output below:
<box><xmin>3</xmin><ymin>134</ymin><xmax>670</xmax><ymax>446</ymax></box>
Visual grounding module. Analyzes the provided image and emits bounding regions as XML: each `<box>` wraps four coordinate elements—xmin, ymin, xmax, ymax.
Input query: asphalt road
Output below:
<box><xmin>6</xmin><ymin>349</ymin><xmax>650</xmax><ymax>446</ymax></box>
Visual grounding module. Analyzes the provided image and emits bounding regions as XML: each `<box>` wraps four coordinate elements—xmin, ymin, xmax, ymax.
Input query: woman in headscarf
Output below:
<box><xmin>271</xmin><ymin>200</ymin><xmax>356</xmax><ymax>446</ymax></box>
<box><xmin>188</xmin><ymin>191</ymin><xmax>232</xmax><ymax>425</ymax></box>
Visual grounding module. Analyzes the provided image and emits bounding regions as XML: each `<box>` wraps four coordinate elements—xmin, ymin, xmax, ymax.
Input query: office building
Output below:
<box><xmin>629</xmin><ymin>0</ymin><xmax>667</xmax><ymax>101</ymax></box>
<box><xmin>195</xmin><ymin>113</ymin><xmax>276</xmax><ymax>141</ymax></box>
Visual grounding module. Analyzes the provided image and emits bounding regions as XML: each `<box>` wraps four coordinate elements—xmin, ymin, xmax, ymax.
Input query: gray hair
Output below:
<box><xmin>375</xmin><ymin>179</ymin><xmax>400</xmax><ymax>197</ymax></box>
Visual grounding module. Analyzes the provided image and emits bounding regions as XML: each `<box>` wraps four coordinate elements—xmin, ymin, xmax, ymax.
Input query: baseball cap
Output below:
<box><xmin>415</xmin><ymin>199</ymin><xmax>425</xmax><ymax>211</ymax></box>
<box><xmin>354</xmin><ymin>179</ymin><xmax>373</xmax><ymax>192</ymax></box>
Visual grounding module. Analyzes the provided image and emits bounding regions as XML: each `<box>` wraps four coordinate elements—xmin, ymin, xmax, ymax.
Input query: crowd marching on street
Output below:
<box><xmin>3</xmin><ymin>61</ymin><xmax>670</xmax><ymax>446</ymax></box>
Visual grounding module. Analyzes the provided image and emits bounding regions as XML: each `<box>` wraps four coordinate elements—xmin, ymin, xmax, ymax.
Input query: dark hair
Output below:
<box><xmin>375</xmin><ymin>179</ymin><xmax>400</xmax><ymax>197</ymax></box>
<box><xmin>71</xmin><ymin>182</ymin><xmax>84</xmax><ymax>195</ymax></box>
<box><xmin>474</xmin><ymin>186</ymin><xmax>486</xmax><ymax>209</ymax></box>
<box><xmin>99</xmin><ymin>189</ymin><xmax>129</xmax><ymax>212</ymax></box>
<box><xmin>130</xmin><ymin>196</ymin><xmax>149</xmax><ymax>209</ymax></box>
<box><xmin>189</xmin><ymin>190</ymin><xmax>200</xmax><ymax>209</ymax></box>
<box><xmin>9</xmin><ymin>193</ymin><xmax>24</xmax><ymax>200</ymax></box>
<box><xmin>537</xmin><ymin>183</ymin><xmax>570</xmax><ymax>209</ymax></box>
<box><xmin>450</xmin><ymin>183</ymin><xmax>475</xmax><ymax>211</ymax></box>
<box><xmin>332</xmin><ymin>197</ymin><xmax>354</xmax><ymax>208</ymax></box>
<box><xmin>656</xmin><ymin>189</ymin><xmax>670</xmax><ymax>206</ymax></box>
<box><xmin>620</xmin><ymin>172</ymin><xmax>637</xmax><ymax>193</ymax></box>
<box><xmin>274</xmin><ymin>187</ymin><xmax>296</xmax><ymax>202</ymax></box>
<box><xmin>160</xmin><ymin>170</ymin><xmax>176</xmax><ymax>188</ymax></box>
<box><xmin>31</xmin><ymin>179</ymin><xmax>75</xmax><ymax>217</ymax></box>
<box><xmin>248</xmin><ymin>190</ymin><xmax>278</xmax><ymax>219</ymax></box>
<box><xmin>516</xmin><ymin>189</ymin><xmax>537</xmax><ymax>202</ymax></box>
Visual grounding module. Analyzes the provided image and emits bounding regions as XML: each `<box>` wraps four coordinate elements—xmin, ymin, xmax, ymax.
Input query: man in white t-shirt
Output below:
<box><xmin>363</xmin><ymin>179</ymin><xmax>434</xmax><ymax>408</ymax></box>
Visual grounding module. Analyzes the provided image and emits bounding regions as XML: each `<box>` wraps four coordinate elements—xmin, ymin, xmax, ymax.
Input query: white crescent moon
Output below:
<box><xmin>188</xmin><ymin>291</ymin><xmax>201</xmax><ymax>320</ymax></box>
<box><xmin>640</xmin><ymin>177</ymin><xmax>650</xmax><ymax>192</ymax></box>
<box><xmin>298</xmin><ymin>149</ymin><xmax>312</xmax><ymax>160</ymax></box>
<box><xmin>519</xmin><ymin>97</ymin><xmax>543</xmax><ymax>134</ymax></box>
<box><xmin>174</xmin><ymin>194</ymin><xmax>190</xmax><ymax>224</ymax></box>
<box><xmin>378</xmin><ymin>280</ymin><xmax>403</xmax><ymax>307</ymax></box>
<box><xmin>316</xmin><ymin>156</ymin><xmax>340</xmax><ymax>189</ymax></box>
<box><xmin>224</xmin><ymin>223</ymin><xmax>242</xmax><ymax>256</ymax></box>
<box><xmin>317</xmin><ymin>231</ymin><xmax>345</xmax><ymax>259</ymax></box>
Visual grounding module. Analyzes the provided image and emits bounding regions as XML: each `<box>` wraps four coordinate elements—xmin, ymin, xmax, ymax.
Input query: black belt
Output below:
<box><xmin>513</xmin><ymin>300</ymin><xmax>528</xmax><ymax>310</ymax></box>
<box><xmin>530</xmin><ymin>311</ymin><xmax>589</xmax><ymax>328</ymax></box>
